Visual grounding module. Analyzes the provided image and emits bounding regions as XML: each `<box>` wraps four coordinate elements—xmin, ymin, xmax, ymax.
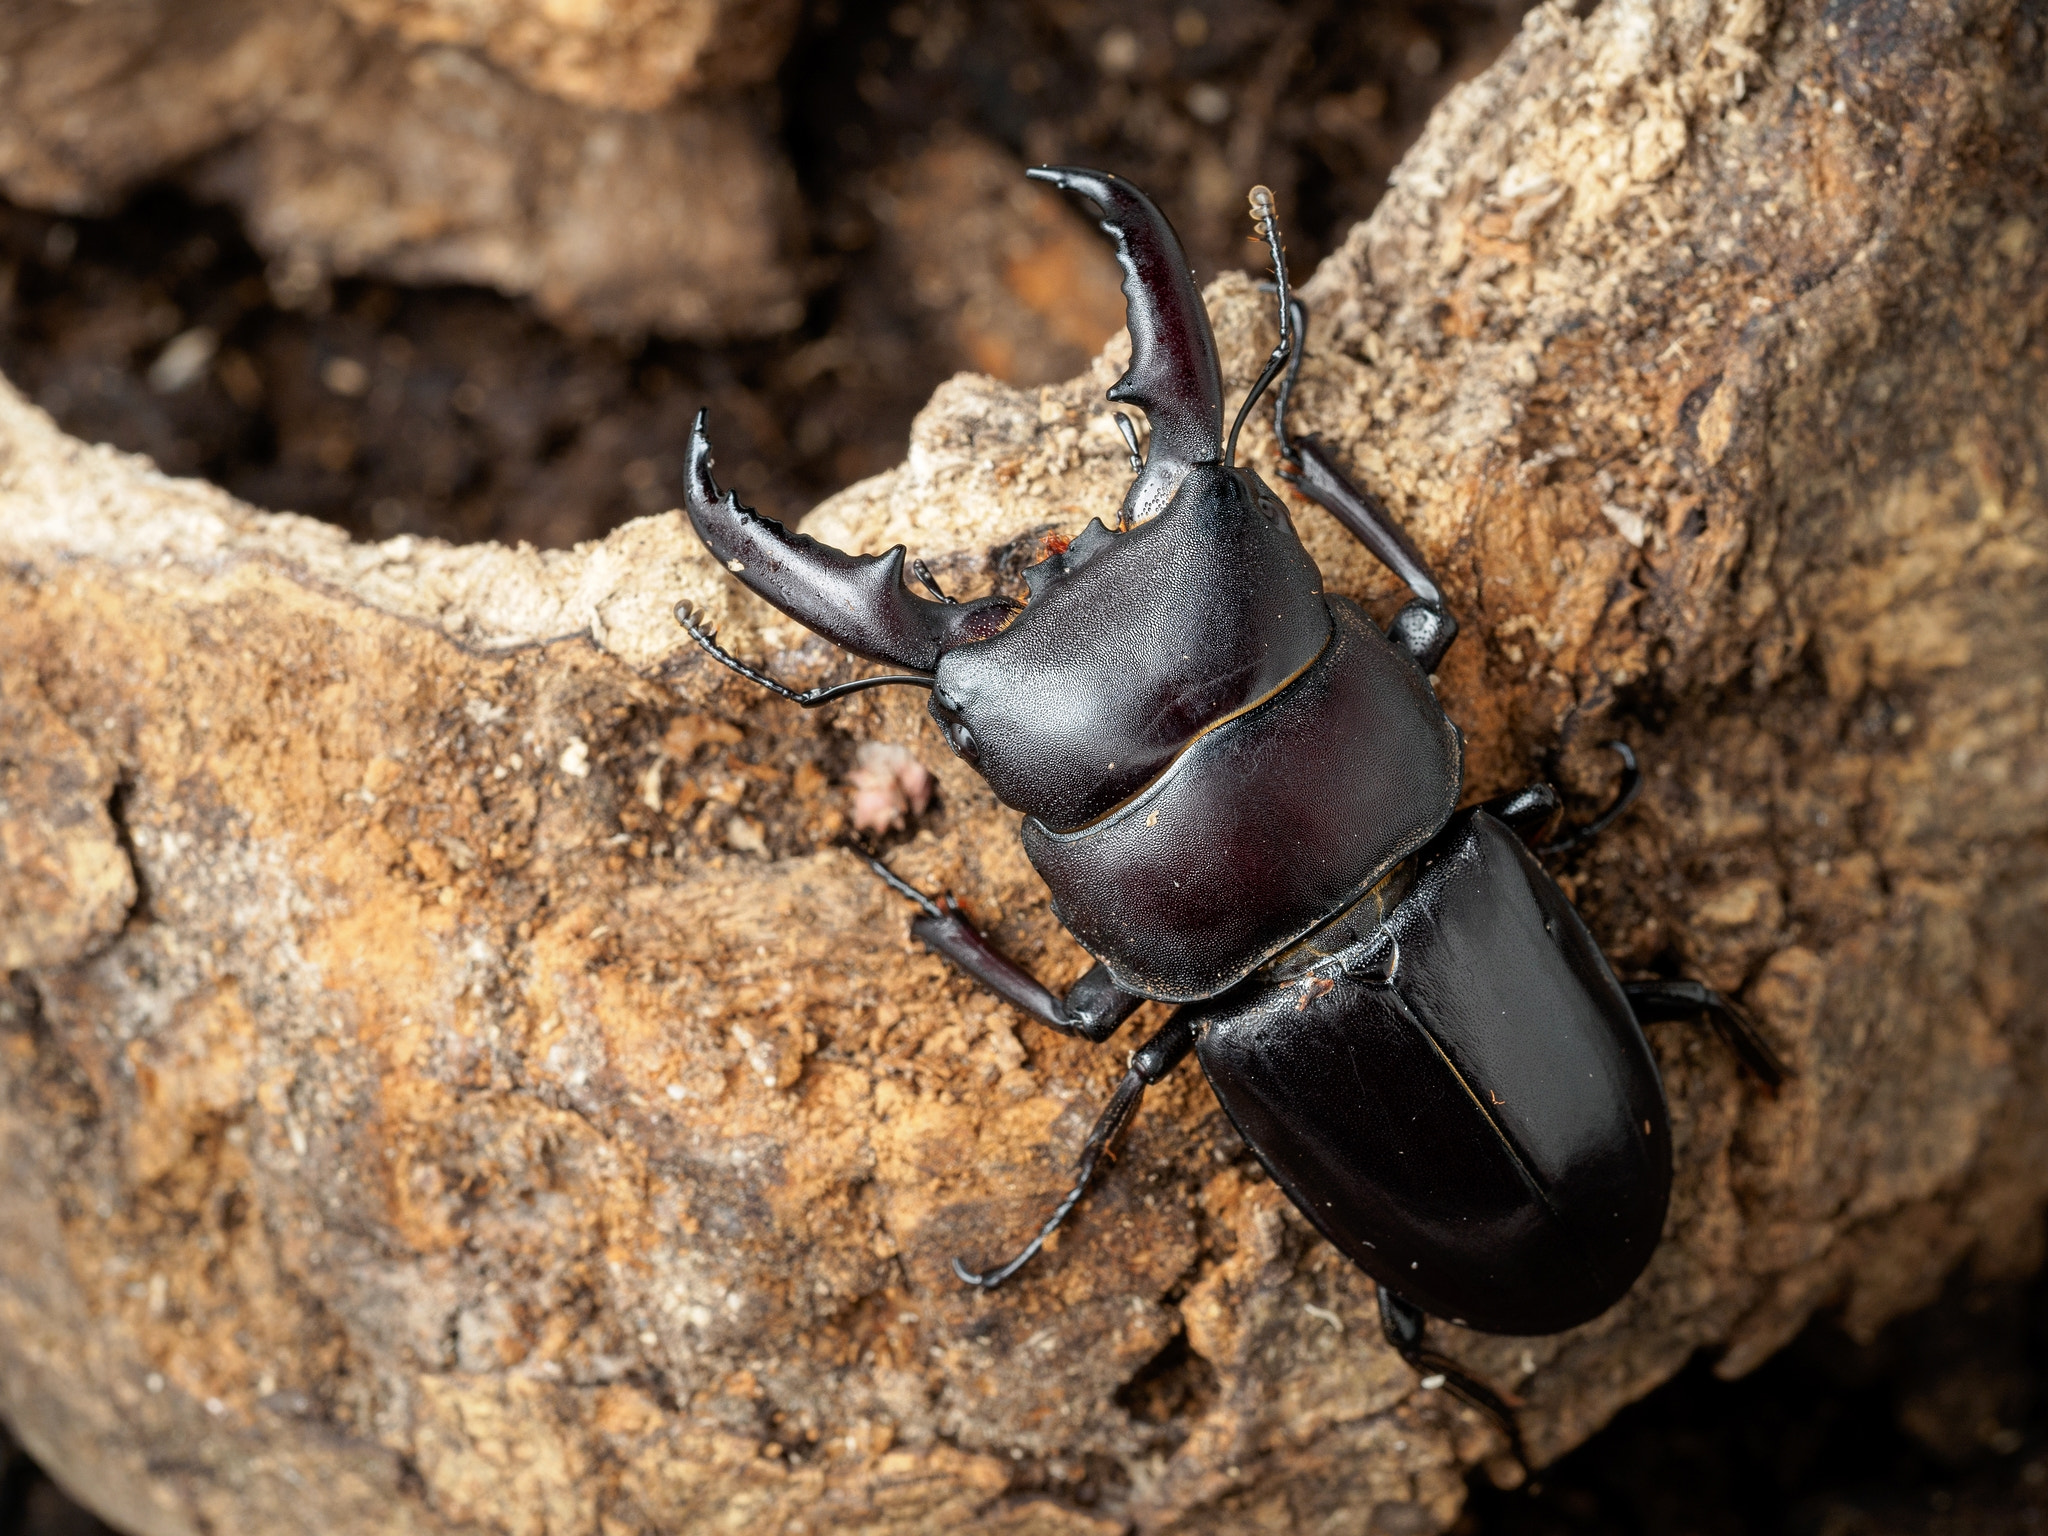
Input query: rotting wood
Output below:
<box><xmin>1</xmin><ymin>1</ymin><xmax>2045</xmax><ymax>1530</ymax></box>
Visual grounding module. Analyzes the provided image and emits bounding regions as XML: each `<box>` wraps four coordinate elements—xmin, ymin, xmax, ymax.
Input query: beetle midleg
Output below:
<box><xmin>1376</xmin><ymin>1287</ymin><xmax>1528</xmax><ymax>1472</ymax></box>
<box><xmin>1625</xmin><ymin>979</ymin><xmax>1790</xmax><ymax>1087</ymax></box>
<box><xmin>861</xmin><ymin>854</ymin><xmax>1147</xmax><ymax>1043</ymax></box>
<box><xmin>952</xmin><ymin>1011</ymin><xmax>1197</xmax><ymax>1291</ymax></box>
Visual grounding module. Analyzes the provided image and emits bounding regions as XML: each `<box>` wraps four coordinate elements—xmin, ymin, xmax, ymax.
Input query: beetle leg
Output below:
<box><xmin>862</xmin><ymin>855</ymin><xmax>1146</xmax><ymax>1043</ymax></box>
<box><xmin>1376</xmin><ymin>1287</ymin><xmax>1529</xmax><ymax>1472</ymax></box>
<box><xmin>682</xmin><ymin>410</ymin><xmax>1016</xmax><ymax>673</ymax></box>
<box><xmin>952</xmin><ymin>1012</ymin><xmax>1197</xmax><ymax>1291</ymax></box>
<box><xmin>1287</xmin><ymin>436</ymin><xmax>1459</xmax><ymax>672</ymax></box>
<box><xmin>1267</xmin><ymin>294</ymin><xmax>1459</xmax><ymax>673</ymax></box>
<box><xmin>1479</xmin><ymin>782</ymin><xmax>1563</xmax><ymax>842</ymax></box>
<box><xmin>1625</xmin><ymin>979</ymin><xmax>1790</xmax><ymax>1088</ymax></box>
<box><xmin>1540</xmin><ymin>742</ymin><xmax>1643</xmax><ymax>855</ymax></box>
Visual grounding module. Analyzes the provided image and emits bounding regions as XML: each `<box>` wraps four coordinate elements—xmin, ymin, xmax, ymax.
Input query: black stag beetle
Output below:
<box><xmin>676</xmin><ymin>167</ymin><xmax>1786</xmax><ymax>1457</ymax></box>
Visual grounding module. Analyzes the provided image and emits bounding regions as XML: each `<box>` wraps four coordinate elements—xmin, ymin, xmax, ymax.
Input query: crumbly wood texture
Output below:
<box><xmin>2</xmin><ymin>0</ymin><xmax>2044</xmax><ymax>1530</ymax></box>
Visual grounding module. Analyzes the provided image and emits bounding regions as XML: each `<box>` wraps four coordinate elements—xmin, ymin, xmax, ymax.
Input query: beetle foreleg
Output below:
<box><xmin>1376</xmin><ymin>1287</ymin><xmax>1529</xmax><ymax>1473</ymax></box>
<box><xmin>1266</xmin><ymin>296</ymin><xmax>1460</xmax><ymax>674</ymax></box>
<box><xmin>1625</xmin><ymin>979</ymin><xmax>1790</xmax><ymax>1088</ymax></box>
<box><xmin>1283</xmin><ymin>438</ymin><xmax>1458</xmax><ymax>673</ymax></box>
<box><xmin>861</xmin><ymin>855</ymin><xmax>1147</xmax><ymax>1044</ymax></box>
<box><xmin>953</xmin><ymin>1011</ymin><xmax>1196</xmax><ymax>1291</ymax></box>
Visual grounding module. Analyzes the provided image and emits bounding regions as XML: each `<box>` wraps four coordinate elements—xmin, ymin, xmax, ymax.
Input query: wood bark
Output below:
<box><xmin>2</xmin><ymin>0</ymin><xmax>2045</xmax><ymax>1531</ymax></box>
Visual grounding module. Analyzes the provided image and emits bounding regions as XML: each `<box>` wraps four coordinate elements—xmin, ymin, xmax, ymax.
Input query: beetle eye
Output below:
<box><xmin>947</xmin><ymin>722</ymin><xmax>978</xmax><ymax>763</ymax></box>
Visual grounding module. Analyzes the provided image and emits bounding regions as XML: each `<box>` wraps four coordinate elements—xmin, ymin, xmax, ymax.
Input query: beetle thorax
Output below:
<box><xmin>929</xmin><ymin>464</ymin><xmax>1329</xmax><ymax>831</ymax></box>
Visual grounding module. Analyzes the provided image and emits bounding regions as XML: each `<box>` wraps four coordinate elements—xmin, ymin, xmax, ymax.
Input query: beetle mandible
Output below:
<box><xmin>675</xmin><ymin>168</ymin><xmax>1786</xmax><ymax>1452</ymax></box>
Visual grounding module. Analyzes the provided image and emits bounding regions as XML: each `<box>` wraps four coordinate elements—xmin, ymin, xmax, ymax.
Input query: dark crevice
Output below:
<box><xmin>1463</xmin><ymin>1261</ymin><xmax>2048</xmax><ymax>1535</ymax></box>
<box><xmin>104</xmin><ymin>775</ymin><xmax>149</xmax><ymax>932</ymax></box>
<box><xmin>1116</xmin><ymin>1328</ymin><xmax>1220</xmax><ymax>1430</ymax></box>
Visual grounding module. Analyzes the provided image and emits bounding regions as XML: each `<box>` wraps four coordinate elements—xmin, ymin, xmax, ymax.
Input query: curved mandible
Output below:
<box><xmin>1028</xmin><ymin>166</ymin><xmax>1223</xmax><ymax>523</ymax></box>
<box><xmin>682</xmin><ymin>411</ymin><xmax>1015</xmax><ymax>673</ymax></box>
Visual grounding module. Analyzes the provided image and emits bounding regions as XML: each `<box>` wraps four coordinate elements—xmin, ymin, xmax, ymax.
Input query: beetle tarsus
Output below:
<box><xmin>951</xmin><ymin>1071</ymin><xmax>1140</xmax><ymax>1291</ymax></box>
<box><xmin>857</xmin><ymin>852</ymin><xmax>945</xmax><ymax>919</ymax></box>
<box><xmin>1377</xmin><ymin>1287</ymin><xmax>1529</xmax><ymax>1473</ymax></box>
<box><xmin>675</xmin><ymin>602</ymin><xmax>937</xmax><ymax>708</ymax></box>
<box><xmin>953</xmin><ymin>1014</ymin><xmax>1196</xmax><ymax>1291</ymax></box>
<box><xmin>1625</xmin><ymin>978</ymin><xmax>1790</xmax><ymax>1087</ymax></box>
<box><xmin>1542</xmin><ymin>742</ymin><xmax>1642</xmax><ymax>854</ymax></box>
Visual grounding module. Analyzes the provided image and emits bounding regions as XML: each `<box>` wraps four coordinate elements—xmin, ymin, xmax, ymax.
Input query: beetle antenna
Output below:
<box><xmin>1272</xmin><ymin>291</ymin><xmax>1308</xmax><ymax>465</ymax></box>
<box><xmin>1111</xmin><ymin>411</ymin><xmax>1145</xmax><ymax>474</ymax></box>
<box><xmin>1224</xmin><ymin>184</ymin><xmax>1294</xmax><ymax>468</ymax></box>
<box><xmin>676</xmin><ymin>602</ymin><xmax>937</xmax><ymax>707</ymax></box>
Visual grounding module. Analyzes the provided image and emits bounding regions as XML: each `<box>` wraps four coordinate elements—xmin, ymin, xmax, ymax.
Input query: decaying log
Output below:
<box><xmin>2</xmin><ymin>0</ymin><xmax>2045</xmax><ymax>1530</ymax></box>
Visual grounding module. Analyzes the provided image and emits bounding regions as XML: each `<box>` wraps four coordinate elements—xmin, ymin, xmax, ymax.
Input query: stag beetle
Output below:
<box><xmin>676</xmin><ymin>168</ymin><xmax>1786</xmax><ymax>1453</ymax></box>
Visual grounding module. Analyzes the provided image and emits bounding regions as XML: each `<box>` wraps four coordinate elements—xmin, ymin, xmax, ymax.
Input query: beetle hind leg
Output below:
<box><xmin>953</xmin><ymin>1012</ymin><xmax>1196</xmax><ymax>1291</ymax></box>
<box><xmin>1376</xmin><ymin>1288</ymin><xmax>1529</xmax><ymax>1472</ymax></box>
<box><xmin>1626</xmin><ymin>979</ymin><xmax>1790</xmax><ymax>1087</ymax></box>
